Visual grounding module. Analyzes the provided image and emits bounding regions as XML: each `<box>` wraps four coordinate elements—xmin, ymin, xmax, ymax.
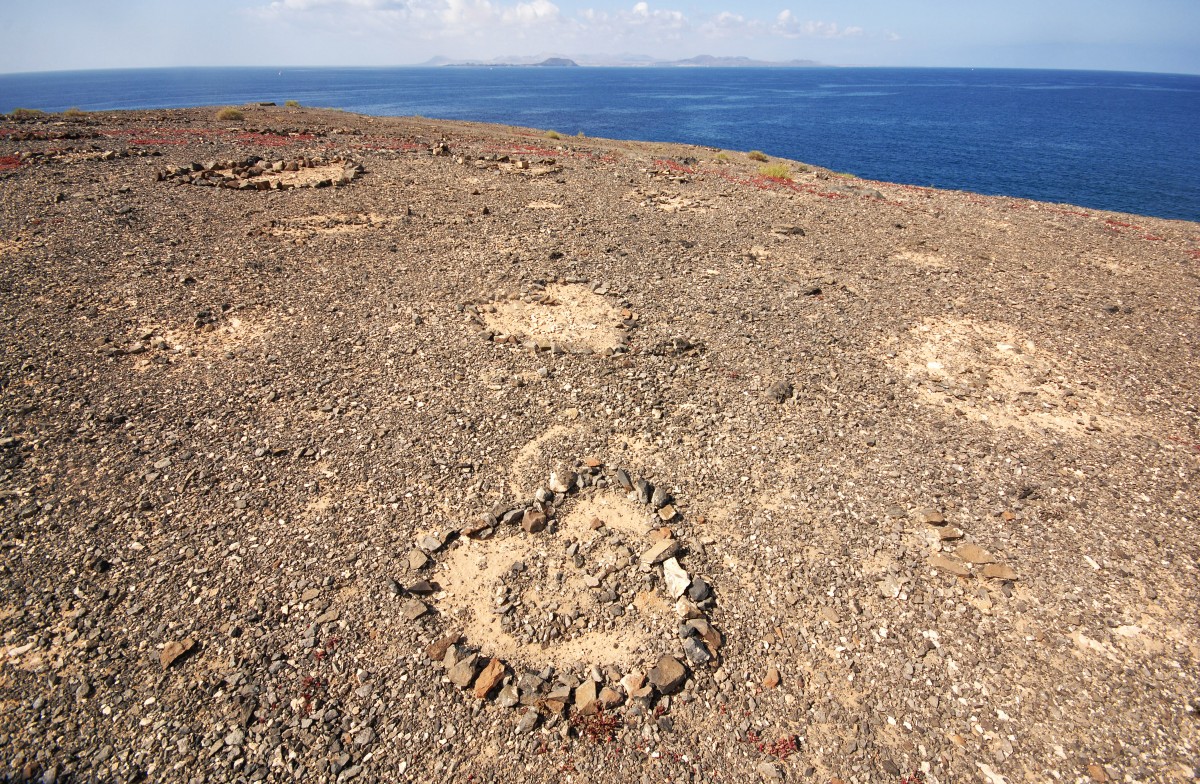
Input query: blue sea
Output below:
<box><xmin>1</xmin><ymin>66</ymin><xmax>1198</xmax><ymax>221</ymax></box>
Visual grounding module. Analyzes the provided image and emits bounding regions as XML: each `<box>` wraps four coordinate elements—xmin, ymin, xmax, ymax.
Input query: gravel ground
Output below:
<box><xmin>1</xmin><ymin>105</ymin><xmax>1198</xmax><ymax>784</ymax></box>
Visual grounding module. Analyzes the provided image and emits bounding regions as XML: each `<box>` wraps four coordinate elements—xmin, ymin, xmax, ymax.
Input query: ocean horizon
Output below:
<box><xmin>2</xmin><ymin>65</ymin><xmax>1198</xmax><ymax>221</ymax></box>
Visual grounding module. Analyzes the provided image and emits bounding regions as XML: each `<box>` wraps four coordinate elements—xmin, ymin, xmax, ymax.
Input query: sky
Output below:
<box><xmin>3</xmin><ymin>0</ymin><xmax>1198</xmax><ymax>74</ymax></box>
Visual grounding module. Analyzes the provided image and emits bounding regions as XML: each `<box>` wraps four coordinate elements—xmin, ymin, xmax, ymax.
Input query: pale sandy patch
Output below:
<box><xmin>483</xmin><ymin>283</ymin><xmax>624</xmax><ymax>354</ymax></box>
<box><xmin>248</xmin><ymin>162</ymin><xmax>351</xmax><ymax>188</ymax></box>
<box><xmin>893</xmin><ymin>316</ymin><xmax>1123</xmax><ymax>436</ymax></box>
<box><xmin>434</xmin><ymin>495</ymin><xmax>673</xmax><ymax>671</ymax></box>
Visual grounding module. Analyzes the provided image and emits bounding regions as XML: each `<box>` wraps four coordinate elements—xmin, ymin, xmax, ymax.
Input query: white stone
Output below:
<box><xmin>662</xmin><ymin>557</ymin><xmax>691</xmax><ymax>599</ymax></box>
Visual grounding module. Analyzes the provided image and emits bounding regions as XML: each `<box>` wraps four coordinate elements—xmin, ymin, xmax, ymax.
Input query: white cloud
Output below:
<box><xmin>259</xmin><ymin>0</ymin><xmax>563</xmax><ymax>37</ymax></box>
<box><xmin>773</xmin><ymin>10</ymin><xmax>863</xmax><ymax>39</ymax></box>
<box><xmin>696</xmin><ymin>8</ymin><xmax>864</xmax><ymax>41</ymax></box>
<box><xmin>252</xmin><ymin>1</ymin><xmax>865</xmax><ymax>52</ymax></box>
<box><xmin>574</xmin><ymin>2</ymin><xmax>689</xmax><ymax>42</ymax></box>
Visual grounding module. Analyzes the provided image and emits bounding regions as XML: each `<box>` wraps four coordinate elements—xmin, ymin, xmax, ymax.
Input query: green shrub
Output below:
<box><xmin>714</xmin><ymin>152</ymin><xmax>730</xmax><ymax>164</ymax></box>
<box><xmin>758</xmin><ymin>163</ymin><xmax>792</xmax><ymax>180</ymax></box>
<box><xmin>544</xmin><ymin>130</ymin><xmax>562</xmax><ymax>140</ymax></box>
<box><xmin>285</xmin><ymin>100</ymin><xmax>300</xmax><ymax>108</ymax></box>
<box><xmin>747</xmin><ymin>150</ymin><xmax>769</xmax><ymax>162</ymax></box>
<box><xmin>63</xmin><ymin>107</ymin><xmax>86</xmax><ymax>117</ymax></box>
<box><xmin>216</xmin><ymin>107</ymin><xmax>244</xmax><ymax>121</ymax></box>
<box><xmin>10</xmin><ymin>108</ymin><xmax>45</xmax><ymax>119</ymax></box>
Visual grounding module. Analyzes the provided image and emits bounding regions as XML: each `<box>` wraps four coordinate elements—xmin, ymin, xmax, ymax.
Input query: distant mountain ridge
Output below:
<box><xmin>420</xmin><ymin>53</ymin><xmax>823</xmax><ymax>68</ymax></box>
<box><xmin>442</xmin><ymin>57</ymin><xmax>579</xmax><ymax>68</ymax></box>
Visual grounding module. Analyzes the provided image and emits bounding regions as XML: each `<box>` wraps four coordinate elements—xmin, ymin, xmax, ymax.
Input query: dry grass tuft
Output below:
<box><xmin>758</xmin><ymin>163</ymin><xmax>791</xmax><ymax>180</ymax></box>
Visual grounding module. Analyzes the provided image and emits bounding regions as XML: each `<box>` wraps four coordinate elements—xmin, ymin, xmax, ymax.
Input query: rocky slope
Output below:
<box><xmin>1</xmin><ymin>105</ymin><xmax>1198</xmax><ymax>784</ymax></box>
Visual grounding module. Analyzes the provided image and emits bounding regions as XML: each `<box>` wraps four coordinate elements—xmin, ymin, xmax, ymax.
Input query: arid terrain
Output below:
<box><xmin>1</xmin><ymin>105</ymin><xmax>1198</xmax><ymax>784</ymax></box>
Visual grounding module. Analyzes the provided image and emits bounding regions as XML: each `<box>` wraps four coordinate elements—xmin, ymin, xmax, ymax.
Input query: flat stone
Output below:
<box><xmin>982</xmin><ymin>563</ymin><xmax>1018</xmax><ymax>581</ymax></box>
<box><xmin>915</xmin><ymin>507</ymin><xmax>945</xmax><ymax>525</ymax></box>
<box><xmin>763</xmin><ymin>666</ymin><xmax>781</xmax><ymax>689</ymax></box>
<box><xmin>621</xmin><ymin>671</ymin><xmax>652</xmax><ymax>699</ymax></box>
<box><xmin>521</xmin><ymin>509</ymin><xmax>547</xmax><ymax>534</ymax></box>
<box><xmin>314</xmin><ymin>609</ymin><xmax>339</xmax><ymax>625</ymax></box>
<box><xmin>574</xmin><ymin>678</ymin><xmax>598</xmax><ymax>714</ymax></box>
<box><xmin>473</xmin><ymin>658</ymin><xmax>506</xmax><ymax>699</ymax></box>
<box><xmin>641</xmin><ymin>538</ymin><xmax>681</xmax><ymax>565</ymax></box>
<box><xmin>766</xmin><ymin>380</ymin><xmax>793</xmax><ymax>403</ymax></box>
<box><xmin>417</xmin><ymin>534</ymin><xmax>442</xmax><ymax>552</ymax></box>
<box><xmin>408</xmin><ymin>549</ymin><xmax>430</xmax><ymax>570</ymax></box>
<box><xmin>159</xmin><ymin>638</ymin><xmax>195</xmax><ymax>669</ymax></box>
<box><xmin>496</xmin><ymin>683</ymin><xmax>520</xmax><ymax>708</ymax></box>
<box><xmin>401</xmin><ymin>599</ymin><xmax>429</xmax><ymax>621</ymax></box>
<box><xmin>757</xmin><ymin>761</ymin><xmax>782</xmax><ymax>781</ymax></box>
<box><xmin>929</xmin><ymin>554</ymin><xmax>971</xmax><ymax>577</ymax></box>
<box><xmin>938</xmin><ymin>526</ymin><xmax>964</xmax><ymax>541</ymax></box>
<box><xmin>516</xmin><ymin>709</ymin><xmax>539</xmax><ymax>734</ymax></box>
<box><xmin>662</xmin><ymin>557</ymin><xmax>691</xmax><ymax>599</ymax></box>
<box><xmin>615</xmin><ymin>469</ymin><xmax>633</xmax><ymax>491</ymax></box>
<box><xmin>648</xmin><ymin>655</ymin><xmax>688</xmax><ymax>694</ymax></box>
<box><xmin>956</xmin><ymin>543</ymin><xmax>998</xmax><ymax>564</ymax></box>
<box><xmin>447</xmin><ymin>654</ymin><xmax>479</xmax><ymax>689</ymax></box>
<box><xmin>548</xmin><ymin>470</ymin><xmax>575</xmax><ymax>494</ymax></box>
<box><xmin>683</xmin><ymin>637</ymin><xmax>712</xmax><ymax>665</ymax></box>
<box><xmin>300</xmin><ymin>588</ymin><xmax>320</xmax><ymax>602</ymax></box>
<box><xmin>651</xmin><ymin>486</ymin><xmax>671</xmax><ymax>509</ymax></box>
<box><xmin>598</xmin><ymin>686</ymin><xmax>624</xmax><ymax>707</ymax></box>
<box><xmin>657</xmin><ymin>504</ymin><xmax>677</xmax><ymax>521</ymax></box>
<box><xmin>425</xmin><ymin>633</ymin><xmax>460</xmax><ymax>662</ymax></box>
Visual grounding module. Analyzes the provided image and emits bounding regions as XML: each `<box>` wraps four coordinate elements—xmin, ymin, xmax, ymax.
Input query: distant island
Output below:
<box><xmin>444</xmin><ymin>57</ymin><xmax>579</xmax><ymax>68</ymax></box>
<box><xmin>421</xmin><ymin>53</ymin><xmax>823</xmax><ymax>68</ymax></box>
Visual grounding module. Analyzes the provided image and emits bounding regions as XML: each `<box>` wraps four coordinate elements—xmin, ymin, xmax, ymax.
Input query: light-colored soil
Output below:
<box><xmin>481</xmin><ymin>283</ymin><xmax>626</xmax><ymax>355</ymax></box>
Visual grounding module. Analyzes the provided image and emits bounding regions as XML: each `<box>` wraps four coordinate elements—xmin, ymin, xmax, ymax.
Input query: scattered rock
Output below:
<box><xmin>521</xmin><ymin>509</ymin><xmax>547</xmax><ymax>533</ymax></box>
<box><xmin>426</xmin><ymin>633</ymin><xmax>460</xmax><ymax>662</ymax></box>
<box><xmin>683</xmin><ymin>637</ymin><xmax>712</xmax><ymax>665</ymax></box>
<box><xmin>648</xmin><ymin>655</ymin><xmax>688</xmax><ymax>694</ymax></box>
<box><xmin>956</xmin><ymin>543</ymin><xmax>998</xmax><ymax>564</ymax></box>
<box><xmin>982</xmin><ymin>563</ymin><xmax>1018</xmax><ymax>580</ymax></box>
<box><xmin>159</xmin><ymin>638</ymin><xmax>195</xmax><ymax>669</ymax></box>
<box><xmin>447</xmin><ymin>654</ymin><xmax>479</xmax><ymax>689</ymax></box>
<box><xmin>641</xmin><ymin>538</ymin><xmax>681</xmax><ymax>565</ymax></box>
<box><xmin>915</xmin><ymin>507</ymin><xmax>945</xmax><ymax>525</ymax></box>
<box><xmin>763</xmin><ymin>666</ymin><xmax>781</xmax><ymax>689</ymax></box>
<box><xmin>662</xmin><ymin>557</ymin><xmax>691</xmax><ymax>599</ymax></box>
<box><xmin>473</xmin><ymin>658</ymin><xmax>505</xmax><ymax>698</ymax></box>
<box><xmin>621</xmin><ymin>671</ymin><xmax>652</xmax><ymax>700</ymax></box>
<box><xmin>929</xmin><ymin>554</ymin><xmax>971</xmax><ymax>577</ymax></box>
<box><xmin>401</xmin><ymin>598</ymin><xmax>429</xmax><ymax>621</ymax></box>
<box><xmin>516</xmin><ymin>709</ymin><xmax>539</xmax><ymax>734</ymax></box>
<box><xmin>766</xmin><ymin>380</ymin><xmax>794</xmax><ymax>403</ymax></box>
